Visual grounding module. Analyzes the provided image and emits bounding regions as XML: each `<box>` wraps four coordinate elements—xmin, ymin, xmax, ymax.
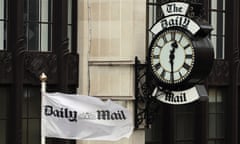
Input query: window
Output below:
<box><xmin>0</xmin><ymin>0</ymin><xmax>7</xmax><ymax>50</ymax></box>
<box><xmin>147</xmin><ymin>0</ymin><xmax>162</xmax><ymax>47</ymax></box>
<box><xmin>0</xmin><ymin>0</ymin><xmax>78</xmax><ymax>143</ymax></box>
<box><xmin>0</xmin><ymin>87</ymin><xmax>8</xmax><ymax>144</ymax></box>
<box><xmin>22</xmin><ymin>87</ymin><xmax>41</xmax><ymax>144</ymax></box>
<box><xmin>68</xmin><ymin>0</ymin><xmax>72</xmax><ymax>52</ymax></box>
<box><xmin>209</xmin><ymin>0</ymin><xmax>225</xmax><ymax>59</ymax></box>
<box><xmin>174</xmin><ymin>104</ymin><xmax>195</xmax><ymax>144</ymax></box>
<box><xmin>208</xmin><ymin>88</ymin><xmax>225</xmax><ymax>144</ymax></box>
<box><xmin>24</xmin><ymin>0</ymin><xmax>52</xmax><ymax>51</ymax></box>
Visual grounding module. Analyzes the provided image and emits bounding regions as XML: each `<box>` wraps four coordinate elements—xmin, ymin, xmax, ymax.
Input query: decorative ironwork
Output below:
<box><xmin>207</xmin><ymin>60</ymin><xmax>230</xmax><ymax>86</ymax></box>
<box><xmin>134</xmin><ymin>57</ymin><xmax>148</xmax><ymax>129</ymax></box>
<box><xmin>134</xmin><ymin>57</ymin><xmax>160</xmax><ymax>129</ymax></box>
<box><xmin>0</xmin><ymin>51</ymin><xmax>12</xmax><ymax>84</ymax></box>
<box><xmin>24</xmin><ymin>52</ymin><xmax>58</xmax><ymax>84</ymax></box>
<box><xmin>0</xmin><ymin>52</ymin><xmax>79</xmax><ymax>85</ymax></box>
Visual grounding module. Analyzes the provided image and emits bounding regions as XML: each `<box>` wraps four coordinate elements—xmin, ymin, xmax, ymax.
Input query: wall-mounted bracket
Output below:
<box><xmin>134</xmin><ymin>57</ymin><xmax>160</xmax><ymax>129</ymax></box>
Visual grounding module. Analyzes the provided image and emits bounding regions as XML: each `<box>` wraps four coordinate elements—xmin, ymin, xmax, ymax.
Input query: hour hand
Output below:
<box><xmin>171</xmin><ymin>40</ymin><xmax>178</xmax><ymax>49</ymax></box>
<box><xmin>169</xmin><ymin>40</ymin><xmax>178</xmax><ymax>65</ymax></box>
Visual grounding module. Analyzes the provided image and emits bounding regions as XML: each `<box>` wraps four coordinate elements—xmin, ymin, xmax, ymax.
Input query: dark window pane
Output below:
<box><xmin>28</xmin><ymin>88</ymin><xmax>41</xmax><ymax>117</ymax></box>
<box><xmin>0</xmin><ymin>87</ymin><xmax>8</xmax><ymax>118</ymax></box>
<box><xmin>209</xmin><ymin>114</ymin><xmax>217</xmax><ymax>138</ymax></box>
<box><xmin>177</xmin><ymin>142</ymin><xmax>193</xmax><ymax>144</ymax></box>
<box><xmin>0</xmin><ymin>120</ymin><xmax>6</xmax><ymax>144</ymax></box>
<box><xmin>209</xmin><ymin>103</ymin><xmax>217</xmax><ymax>113</ymax></box>
<box><xmin>68</xmin><ymin>0</ymin><xmax>72</xmax><ymax>24</ymax></box>
<box><xmin>216</xmin><ymin>102</ymin><xmax>224</xmax><ymax>113</ymax></box>
<box><xmin>145</xmin><ymin>108</ymin><xmax>162</xmax><ymax>143</ymax></box>
<box><xmin>22</xmin><ymin>88</ymin><xmax>41</xmax><ymax>118</ymax></box>
<box><xmin>22</xmin><ymin>87</ymin><xmax>41</xmax><ymax>144</ymax></box>
<box><xmin>27</xmin><ymin>23</ymin><xmax>39</xmax><ymax>50</ymax></box>
<box><xmin>68</xmin><ymin>25</ymin><xmax>72</xmax><ymax>51</ymax></box>
<box><xmin>216</xmin><ymin>140</ymin><xmax>224</xmax><ymax>144</ymax></box>
<box><xmin>216</xmin><ymin>114</ymin><xmax>224</xmax><ymax>137</ymax></box>
<box><xmin>29</xmin><ymin>0</ymin><xmax>39</xmax><ymax>21</ymax></box>
<box><xmin>176</xmin><ymin>114</ymin><xmax>194</xmax><ymax>139</ymax></box>
<box><xmin>28</xmin><ymin>119</ymin><xmax>40</xmax><ymax>144</ymax></box>
<box><xmin>22</xmin><ymin>119</ymin><xmax>28</xmax><ymax>144</ymax></box>
<box><xmin>22</xmin><ymin>90</ymin><xmax>28</xmax><ymax>118</ymax></box>
<box><xmin>208</xmin><ymin>140</ymin><xmax>215</xmax><ymax>144</ymax></box>
<box><xmin>208</xmin><ymin>88</ymin><xmax>225</xmax><ymax>143</ymax></box>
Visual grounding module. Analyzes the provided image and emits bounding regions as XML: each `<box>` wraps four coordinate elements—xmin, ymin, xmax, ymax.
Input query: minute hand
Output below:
<box><xmin>169</xmin><ymin>40</ymin><xmax>178</xmax><ymax>83</ymax></box>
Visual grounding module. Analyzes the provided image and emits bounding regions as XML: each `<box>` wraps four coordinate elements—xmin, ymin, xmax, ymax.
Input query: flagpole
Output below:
<box><xmin>40</xmin><ymin>73</ymin><xmax>47</xmax><ymax>144</ymax></box>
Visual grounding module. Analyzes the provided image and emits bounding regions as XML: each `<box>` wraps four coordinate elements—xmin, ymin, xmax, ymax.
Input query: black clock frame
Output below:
<box><xmin>148</xmin><ymin>26</ymin><xmax>214</xmax><ymax>91</ymax></box>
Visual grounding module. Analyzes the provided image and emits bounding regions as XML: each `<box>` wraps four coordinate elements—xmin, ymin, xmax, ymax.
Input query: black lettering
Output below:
<box><xmin>167</xmin><ymin>4</ymin><xmax>183</xmax><ymax>13</ymax></box>
<box><xmin>111</xmin><ymin>112</ymin><xmax>118</xmax><ymax>120</ymax></box>
<box><xmin>164</xmin><ymin>93</ymin><xmax>188</xmax><ymax>103</ymax></box>
<box><xmin>183</xmin><ymin>93</ymin><xmax>187</xmax><ymax>101</ymax></box>
<box><xmin>169</xmin><ymin>18</ymin><xmax>175</xmax><ymax>26</ymax></box>
<box><xmin>165</xmin><ymin>92</ymin><xmax>174</xmax><ymax>102</ymax></box>
<box><xmin>161</xmin><ymin>19</ymin><xmax>168</xmax><ymax>29</ymax></box>
<box><xmin>44</xmin><ymin>105</ymin><xmax>77</xmax><ymax>122</ymax></box>
<box><xmin>97</xmin><ymin>110</ymin><xmax>127</xmax><ymax>120</ymax></box>
<box><xmin>167</xmin><ymin>4</ymin><xmax>173</xmax><ymax>13</ymax></box>
<box><xmin>68</xmin><ymin>111</ymin><xmax>78</xmax><ymax>122</ymax></box>
<box><xmin>174</xmin><ymin>96</ymin><xmax>179</xmax><ymax>102</ymax></box>
<box><xmin>120</xmin><ymin>110</ymin><xmax>126</xmax><ymax>120</ymax></box>
<box><xmin>45</xmin><ymin>105</ymin><xmax>53</xmax><ymax>116</ymax></box>
<box><xmin>97</xmin><ymin>110</ymin><xmax>110</xmax><ymax>120</ymax></box>
<box><xmin>182</xmin><ymin>18</ymin><xmax>190</xmax><ymax>28</ymax></box>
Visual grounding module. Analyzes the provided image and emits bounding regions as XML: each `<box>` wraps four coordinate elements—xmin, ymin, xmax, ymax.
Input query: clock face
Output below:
<box><xmin>149</xmin><ymin>29</ymin><xmax>195</xmax><ymax>85</ymax></box>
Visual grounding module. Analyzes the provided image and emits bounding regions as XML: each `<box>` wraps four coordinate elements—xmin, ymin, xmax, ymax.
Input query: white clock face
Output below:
<box><xmin>150</xmin><ymin>29</ymin><xmax>195</xmax><ymax>84</ymax></box>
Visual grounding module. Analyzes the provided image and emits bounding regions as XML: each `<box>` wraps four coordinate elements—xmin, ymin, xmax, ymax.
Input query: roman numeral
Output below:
<box><xmin>185</xmin><ymin>54</ymin><xmax>193</xmax><ymax>59</ymax></box>
<box><xmin>153</xmin><ymin>55</ymin><xmax>159</xmax><ymax>59</ymax></box>
<box><xmin>178</xmin><ymin>34</ymin><xmax>183</xmax><ymax>43</ymax></box>
<box><xmin>183</xmin><ymin>63</ymin><xmax>191</xmax><ymax>70</ymax></box>
<box><xmin>184</xmin><ymin>44</ymin><xmax>191</xmax><ymax>49</ymax></box>
<box><xmin>171</xmin><ymin>32</ymin><xmax>175</xmax><ymax>41</ymax></box>
<box><xmin>160</xmin><ymin>70</ymin><xmax>166</xmax><ymax>78</ymax></box>
<box><xmin>154</xmin><ymin>63</ymin><xmax>161</xmax><ymax>70</ymax></box>
<box><xmin>179</xmin><ymin>71</ymin><xmax>183</xmax><ymax>77</ymax></box>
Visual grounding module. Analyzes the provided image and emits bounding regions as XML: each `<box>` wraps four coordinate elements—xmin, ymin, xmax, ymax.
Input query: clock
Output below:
<box><xmin>149</xmin><ymin>28</ymin><xmax>214</xmax><ymax>91</ymax></box>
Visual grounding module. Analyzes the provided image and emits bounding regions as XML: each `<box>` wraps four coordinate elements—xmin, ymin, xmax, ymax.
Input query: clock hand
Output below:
<box><xmin>169</xmin><ymin>40</ymin><xmax>178</xmax><ymax>83</ymax></box>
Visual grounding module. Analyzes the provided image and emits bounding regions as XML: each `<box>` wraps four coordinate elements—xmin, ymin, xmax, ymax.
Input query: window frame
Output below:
<box><xmin>208</xmin><ymin>87</ymin><xmax>225</xmax><ymax>144</ymax></box>
<box><xmin>209</xmin><ymin>0</ymin><xmax>226</xmax><ymax>59</ymax></box>
<box><xmin>0</xmin><ymin>0</ymin><xmax>78</xmax><ymax>144</ymax></box>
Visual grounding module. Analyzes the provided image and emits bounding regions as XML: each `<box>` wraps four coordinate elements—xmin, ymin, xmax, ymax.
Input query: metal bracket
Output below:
<box><xmin>134</xmin><ymin>57</ymin><xmax>160</xmax><ymax>129</ymax></box>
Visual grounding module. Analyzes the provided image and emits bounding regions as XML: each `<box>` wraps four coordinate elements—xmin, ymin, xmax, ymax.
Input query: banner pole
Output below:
<box><xmin>40</xmin><ymin>73</ymin><xmax>47</xmax><ymax>144</ymax></box>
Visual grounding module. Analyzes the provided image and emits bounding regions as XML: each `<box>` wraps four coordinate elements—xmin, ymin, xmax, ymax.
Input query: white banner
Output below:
<box><xmin>150</xmin><ymin>15</ymin><xmax>200</xmax><ymax>35</ymax></box>
<box><xmin>152</xmin><ymin>86</ymin><xmax>200</xmax><ymax>105</ymax></box>
<box><xmin>41</xmin><ymin>92</ymin><xmax>133</xmax><ymax>141</ymax></box>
